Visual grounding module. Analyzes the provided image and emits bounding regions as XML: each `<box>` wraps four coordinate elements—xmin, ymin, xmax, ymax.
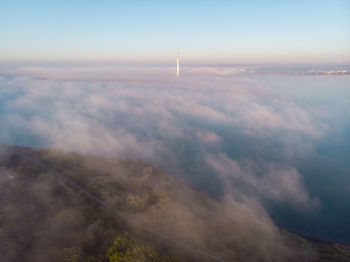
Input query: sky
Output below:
<box><xmin>0</xmin><ymin>0</ymin><xmax>349</xmax><ymax>64</ymax></box>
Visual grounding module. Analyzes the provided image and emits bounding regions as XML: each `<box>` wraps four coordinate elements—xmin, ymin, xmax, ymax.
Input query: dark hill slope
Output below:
<box><xmin>0</xmin><ymin>145</ymin><xmax>349</xmax><ymax>262</ymax></box>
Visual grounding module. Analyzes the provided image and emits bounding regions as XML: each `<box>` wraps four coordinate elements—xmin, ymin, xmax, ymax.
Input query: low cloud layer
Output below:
<box><xmin>205</xmin><ymin>153</ymin><xmax>319</xmax><ymax>209</ymax></box>
<box><xmin>2</xmin><ymin>64</ymin><xmax>350</xmax><ymax>247</ymax></box>
<box><xmin>0</xmin><ymin>66</ymin><xmax>328</xmax><ymax>207</ymax></box>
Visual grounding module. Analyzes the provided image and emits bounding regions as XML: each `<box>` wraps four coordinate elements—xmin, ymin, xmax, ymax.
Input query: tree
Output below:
<box><xmin>106</xmin><ymin>233</ymin><xmax>182</xmax><ymax>262</ymax></box>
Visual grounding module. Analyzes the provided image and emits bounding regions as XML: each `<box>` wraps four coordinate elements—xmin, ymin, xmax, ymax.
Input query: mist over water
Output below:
<box><xmin>1</xmin><ymin>64</ymin><xmax>350</xmax><ymax>243</ymax></box>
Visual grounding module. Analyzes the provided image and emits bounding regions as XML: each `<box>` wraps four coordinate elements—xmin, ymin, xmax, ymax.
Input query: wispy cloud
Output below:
<box><xmin>0</xmin><ymin>65</ymin><xmax>330</xmax><ymax>210</ymax></box>
<box><xmin>3</xmin><ymin>64</ymin><xmax>345</xmax><ymax>259</ymax></box>
<box><xmin>205</xmin><ymin>153</ymin><xmax>320</xmax><ymax>209</ymax></box>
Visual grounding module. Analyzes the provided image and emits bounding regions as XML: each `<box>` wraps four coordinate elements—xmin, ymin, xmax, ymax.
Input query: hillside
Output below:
<box><xmin>0</xmin><ymin>145</ymin><xmax>349</xmax><ymax>262</ymax></box>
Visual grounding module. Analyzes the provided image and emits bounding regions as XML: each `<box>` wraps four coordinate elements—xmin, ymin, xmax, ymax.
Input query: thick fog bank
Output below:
<box><xmin>1</xmin><ymin>65</ymin><xmax>350</xmax><ymax>242</ymax></box>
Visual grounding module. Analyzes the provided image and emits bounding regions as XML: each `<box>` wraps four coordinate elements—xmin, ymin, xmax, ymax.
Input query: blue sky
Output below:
<box><xmin>0</xmin><ymin>0</ymin><xmax>349</xmax><ymax>64</ymax></box>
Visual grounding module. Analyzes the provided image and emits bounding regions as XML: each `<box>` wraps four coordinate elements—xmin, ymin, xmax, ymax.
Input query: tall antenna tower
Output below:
<box><xmin>176</xmin><ymin>48</ymin><xmax>180</xmax><ymax>77</ymax></box>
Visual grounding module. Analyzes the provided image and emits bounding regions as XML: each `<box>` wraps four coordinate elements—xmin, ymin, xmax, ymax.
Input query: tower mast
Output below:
<box><xmin>176</xmin><ymin>48</ymin><xmax>180</xmax><ymax>77</ymax></box>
